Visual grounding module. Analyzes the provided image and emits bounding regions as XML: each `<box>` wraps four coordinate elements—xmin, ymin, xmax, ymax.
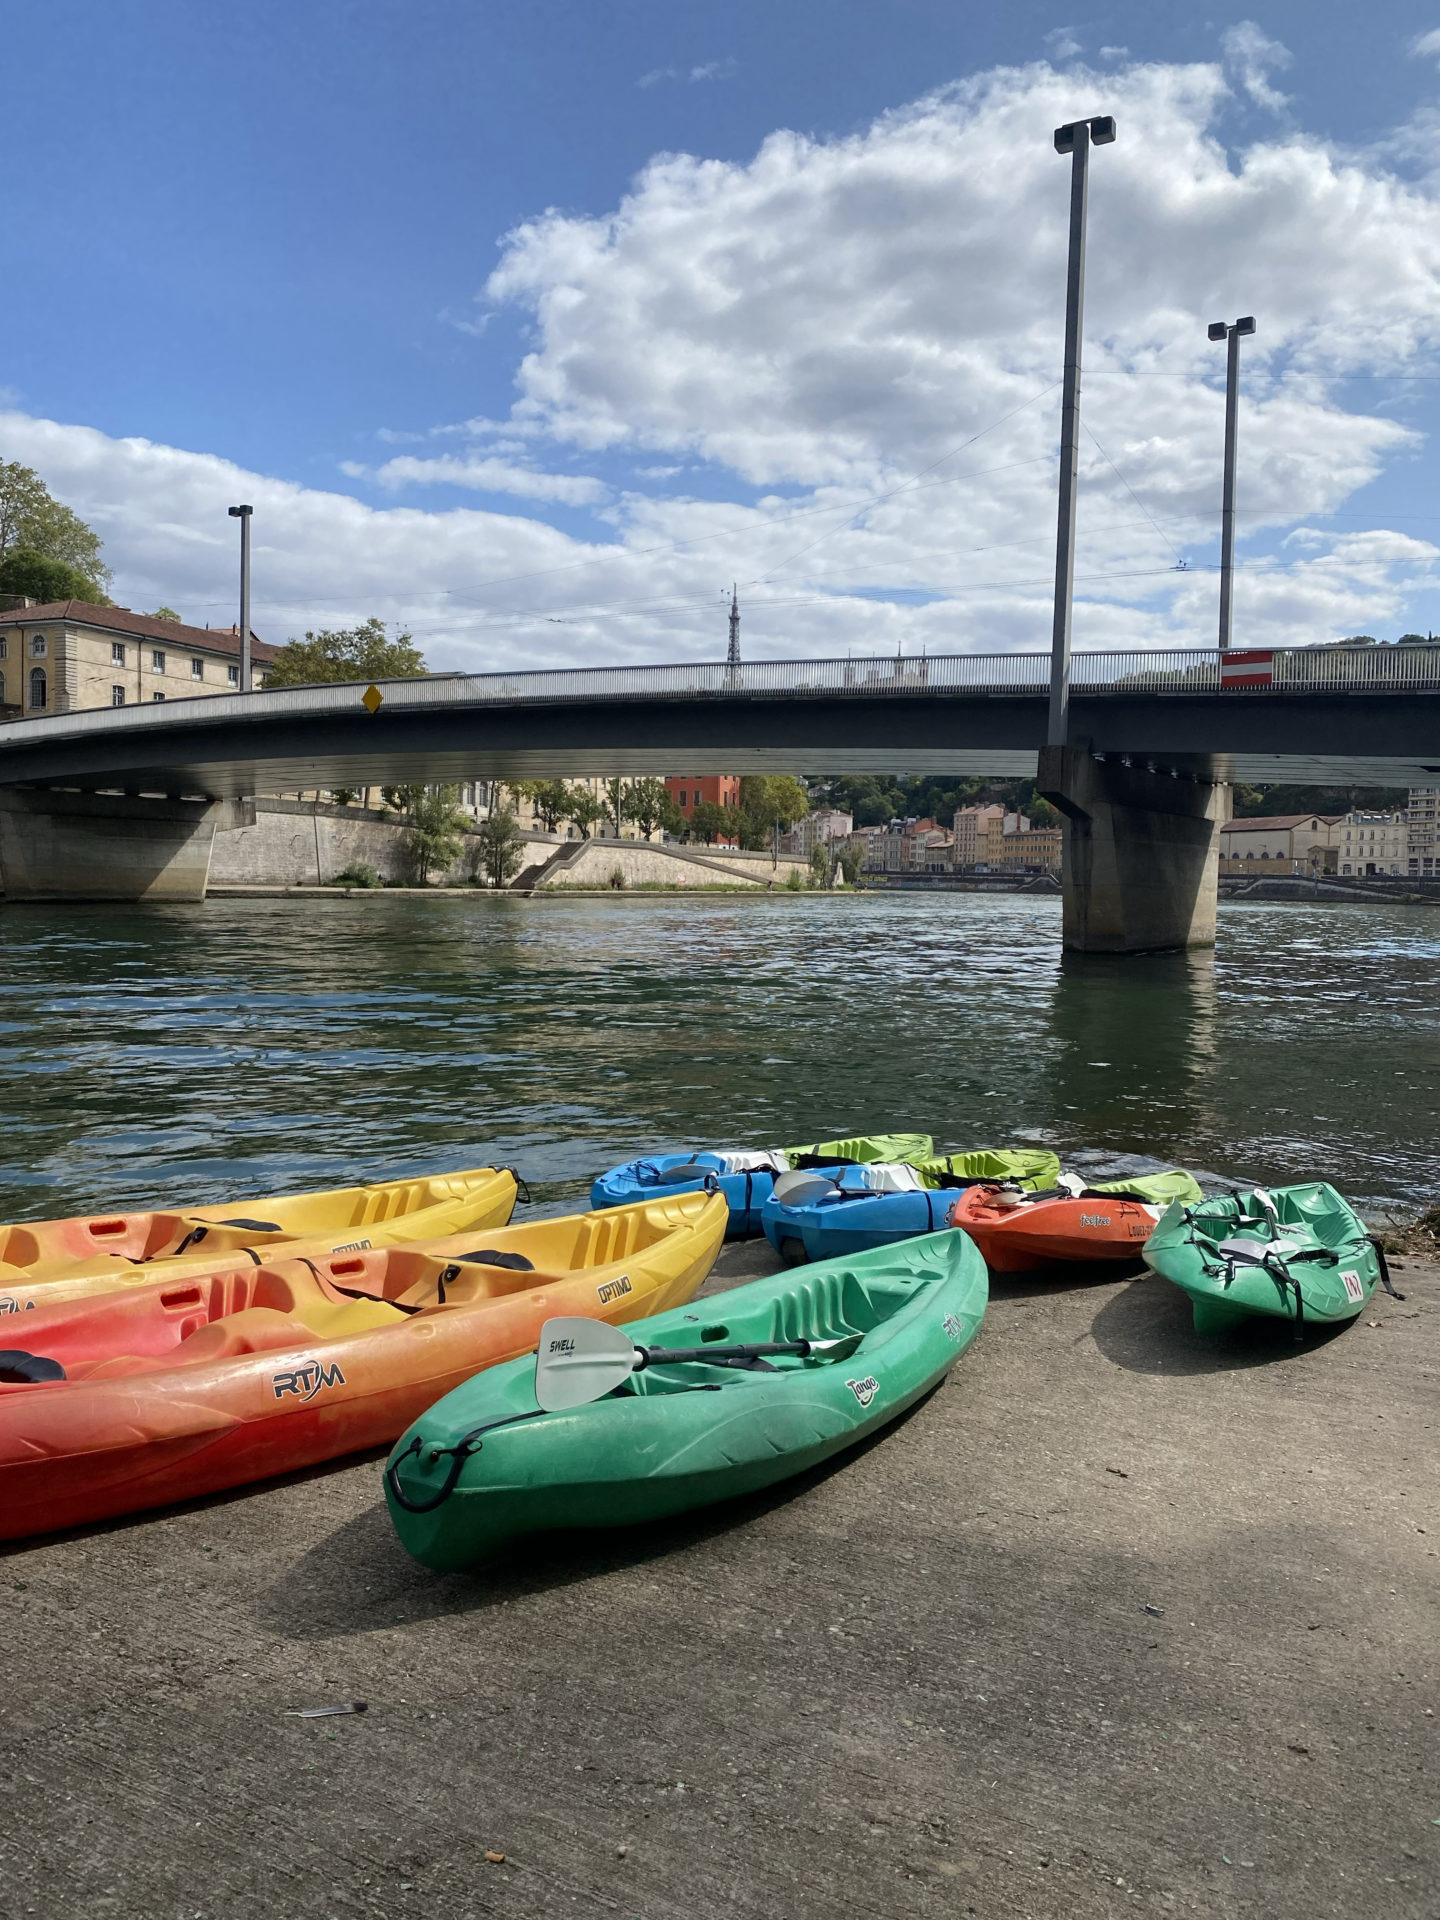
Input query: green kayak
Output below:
<box><xmin>384</xmin><ymin>1228</ymin><xmax>987</xmax><ymax>1571</ymax></box>
<box><xmin>1144</xmin><ymin>1181</ymin><xmax>1393</xmax><ymax>1334</ymax></box>
<box><xmin>913</xmin><ymin>1148</ymin><xmax>1060</xmax><ymax>1190</ymax></box>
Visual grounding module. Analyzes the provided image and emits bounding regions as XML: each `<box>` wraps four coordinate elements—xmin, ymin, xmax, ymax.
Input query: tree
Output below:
<box><xmin>263</xmin><ymin>617</ymin><xmax>427</xmax><ymax>687</ymax></box>
<box><xmin>737</xmin><ymin>774</ymin><xmax>810</xmax><ymax>850</ymax></box>
<box><xmin>381</xmin><ymin>783</ymin><xmax>427</xmax><ymax>814</ymax></box>
<box><xmin>604</xmin><ymin>777</ymin><xmax>628</xmax><ymax>837</ymax></box>
<box><xmin>144</xmin><ymin>606</ymin><xmax>181</xmax><ymax>623</ymax></box>
<box><xmin>0</xmin><ymin>461</ymin><xmax>109</xmax><ymax>589</ymax></box>
<box><xmin>328</xmin><ymin>788</ymin><xmax>361</xmax><ymax>807</ymax></box>
<box><xmin>563</xmin><ymin>784</ymin><xmax>608</xmax><ymax>838</ymax></box>
<box><xmin>407</xmin><ymin>786</ymin><xmax>468</xmax><ymax>882</ymax></box>
<box><xmin>689</xmin><ymin>800</ymin><xmax>731</xmax><ymax>844</ymax></box>
<box><xmin>622</xmin><ymin>776</ymin><xmax>673</xmax><ymax>839</ymax></box>
<box><xmin>476</xmin><ymin>808</ymin><xmax>525</xmax><ymax>887</ymax></box>
<box><xmin>837</xmin><ymin>841</ymin><xmax>866</xmax><ymax>885</ymax></box>
<box><xmin>0</xmin><ymin>547</ymin><xmax>108</xmax><ymax>605</ymax></box>
<box><xmin>512</xmin><ymin>778</ymin><xmax>571</xmax><ymax>832</ymax></box>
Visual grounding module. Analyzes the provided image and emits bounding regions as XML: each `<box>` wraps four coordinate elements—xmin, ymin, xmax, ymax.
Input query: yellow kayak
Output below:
<box><xmin>0</xmin><ymin>1165</ymin><xmax>519</xmax><ymax>1313</ymax></box>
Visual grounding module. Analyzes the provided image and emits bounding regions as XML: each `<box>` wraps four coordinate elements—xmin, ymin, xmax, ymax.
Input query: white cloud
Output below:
<box><xmin>689</xmin><ymin>59</ymin><xmax>737</xmax><ymax>82</ymax></box>
<box><xmin>10</xmin><ymin>53</ymin><xmax>1440</xmax><ymax>671</ymax></box>
<box><xmin>1411</xmin><ymin>28</ymin><xmax>1440</xmax><ymax>61</ymax></box>
<box><xmin>1044</xmin><ymin>27</ymin><xmax>1082</xmax><ymax>61</ymax></box>
<box><xmin>358</xmin><ymin>454</ymin><xmax>608</xmax><ymax>505</ymax></box>
<box><xmin>1221</xmin><ymin>21</ymin><xmax>1292</xmax><ymax>114</ymax></box>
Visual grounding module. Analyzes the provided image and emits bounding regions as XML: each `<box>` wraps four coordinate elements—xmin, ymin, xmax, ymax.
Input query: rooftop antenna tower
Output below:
<box><xmin>726</xmin><ymin>584</ymin><xmax>741</xmax><ymax>673</ymax></box>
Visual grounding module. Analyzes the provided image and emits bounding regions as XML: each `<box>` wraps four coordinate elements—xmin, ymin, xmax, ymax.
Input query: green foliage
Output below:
<box><xmin>604</xmin><ymin>777</ymin><xmax>627</xmax><ymax>838</ymax></box>
<box><xmin>837</xmin><ymin>841</ymin><xmax>866</xmax><ymax>885</ymax></box>
<box><xmin>404</xmin><ymin>785</ymin><xmax>468</xmax><ymax>882</ymax></box>
<box><xmin>332</xmin><ymin>861</ymin><xmax>382</xmax><ymax>889</ymax></box>
<box><xmin>513</xmin><ymin>779</ymin><xmax>571</xmax><ymax>832</ymax></box>
<box><xmin>264</xmin><ymin>617</ymin><xmax>427</xmax><ymax>688</ymax></box>
<box><xmin>562</xmin><ymin>784</ymin><xmax>609</xmax><ymax>837</ymax></box>
<box><xmin>0</xmin><ymin>461</ymin><xmax>109</xmax><ymax>589</ymax></box>
<box><xmin>1026</xmin><ymin>795</ymin><xmax>1059</xmax><ymax>826</ymax></box>
<box><xmin>0</xmin><ymin>546</ymin><xmax>108</xmax><ymax>605</ymax></box>
<box><xmin>381</xmin><ymin>783</ymin><xmax>427</xmax><ymax>814</ymax></box>
<box><xmin>145</xmin><ymin>606</ymin><xmax>181</xmax><ymax>623</ymax></box>
<box><xmin>810</xmin><ymin>845</ymin><xmax>832</xmax><ymax>885</ymax></box>
<box><xmin>328</xmin><ymin>788</ymin><xmax>361</xmax><ymax>807</ymax></box>
<box><xmin>476</xmin><ymin>807</ymin><xmax>525</xmax><ymax>887</ymax></box>
<box><xmin>1231</xmin><ymin>783</ymin><xmax>1410</xmax><ymax>817</ymax></box>
<box><xmin>621</xmin><ymin>776</ymin><xmax>673</xmax><ymax>838</ymax></box>
<box><xmin>785</xmin><ymin>868</ymin><xmax>806</xmax><ymax>890</ymax></box>
<box><xmin>609</xmin><ymin>865</ymin><xmax>628</xmax><ymax>890</ymax></box>
<box><xmin>688</xmin><ymin>800</ymin><xmax>733</xmax><ymax>844</ymax></box>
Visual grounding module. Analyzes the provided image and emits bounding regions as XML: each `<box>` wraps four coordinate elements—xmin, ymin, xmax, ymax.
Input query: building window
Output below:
<box><xmin>0</xmin><ymin>669</ymin><xmax>5</xmax><ymax>703</ymax></box>
<box><xmin>191</xmin><ymin>658</ymin><xmax>204</xmax><ymax>680</ymax></box>
<box><xmin>28</xmin><ymin>667</ymin><xmax>46</xmax><ymax>710</ymax></box>
<box><xmin>152</xmin><ymin>691</ymin><xmax>166</xmax><ymax>703</ymax></box>
<box><xmin>111</xmin><ymin>685</ymin><xmax>126</xmax><ymax>706</ymax></box>
<box><xmin>111</xmin><ymin>641</ymin><xmax>126</xmax><ymax>665</ymax></box>
<box><xmin>227</xmin><ymin>664</ymin><xmax>239</xmax><ymax>686</ymax></box>
<box><xmin>152</xmin><ymin>649</ymin><xmax>165</xmax><ymax>672</ymax></box>
<box><xmin>30</xmin><ymin>634</ymin><xmax>45</xmax><ymax>657</ymax></box>
<box><xmin>0</xmin><ymin>637</ymin><xmax>7</xmax><ymax>660</ymax></box>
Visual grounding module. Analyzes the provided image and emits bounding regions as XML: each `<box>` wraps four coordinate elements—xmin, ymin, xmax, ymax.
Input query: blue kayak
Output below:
<box><xmin>590</xmin><ymin>1132</ymin><xmax>934</xmax><ymax>1238</ymax></box>
<box><xmin>762</xmin><ymin>1149</ymin><xmax>1060</xmax><ymax>1262</ymax></box>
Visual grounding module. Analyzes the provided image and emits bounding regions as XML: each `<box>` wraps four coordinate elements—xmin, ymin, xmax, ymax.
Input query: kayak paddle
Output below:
<box><xmin>534</xmin><ymin>1315</ymin><xmax>864</xmax><ymax>1412</ymax></box>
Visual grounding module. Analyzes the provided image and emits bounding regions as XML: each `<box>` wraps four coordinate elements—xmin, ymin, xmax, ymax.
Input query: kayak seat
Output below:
<box><xmin>767</xmin><ymin>1269</ymin><xmax>910</xmax><ymax>1345</ymax></box>
<box><xmin>397</xmin><ymin>1264</ymin><xmax>562</xmax><ymax>1310</ymax></box>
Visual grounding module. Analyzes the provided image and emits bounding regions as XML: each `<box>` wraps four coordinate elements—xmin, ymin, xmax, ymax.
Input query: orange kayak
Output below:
<box><xmin>0</xmin><ymin>1189</ymin><xmax>726</xmax><ymax>1542</ymax></box>
<box><xmin>0</xmin><ymin>1165</ymin><xmax>519</xmax><ymax>1312</ymax></box>
<box><xmin>947</xmin><ymin>1183</ymin><xmax>1165</xmax><ymax>1272</ymax></box>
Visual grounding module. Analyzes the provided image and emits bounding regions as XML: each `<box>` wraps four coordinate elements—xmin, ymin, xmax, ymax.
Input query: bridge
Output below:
<box><xmin>1</xmin><ymin>643</ymin><xmax>1436</xmax><ymax>950</ymax></box>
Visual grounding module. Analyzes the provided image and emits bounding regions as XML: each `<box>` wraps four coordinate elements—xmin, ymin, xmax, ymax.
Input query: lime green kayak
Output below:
<box><xmin>384</xmin><ymin>1228</ymin><xmax>987</xmax><ymax>1570</ymax></box>
<box><xmin>912</xmin><ymin>1148</ymin><xmax>1060</xmax><ymax>1190</ymax></box>
<box><xmin>1144</xmin><ymin>1181</ymin><xmax>1392</xmax><ymax>1333</ymax></box>
<box><xmin>1085</xmin><ymin>1169</ymin><xmax>1204</xmax><ymax>1205</ymax></box>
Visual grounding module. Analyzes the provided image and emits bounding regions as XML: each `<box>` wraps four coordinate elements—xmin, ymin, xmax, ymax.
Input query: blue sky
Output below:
<box><xmin>7</xmin><ymin>1</ymin><xmax>1440</xmax><ymax>666</ymax></box>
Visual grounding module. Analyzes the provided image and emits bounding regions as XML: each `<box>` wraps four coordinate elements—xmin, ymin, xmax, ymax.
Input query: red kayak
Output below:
<box><xmin>947</xmin><ymin>1183</ymin><xmax>1164</xmax><ymax>1272</ymax></box>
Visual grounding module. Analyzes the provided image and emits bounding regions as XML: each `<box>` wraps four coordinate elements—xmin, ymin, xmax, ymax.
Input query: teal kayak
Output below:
<box><xmin>384</xmin><ymin>1228</ymin><xmax>987</xmax><ymax>1570</ymax></box>
<box><xmin>1144</xmin><ymin>1181</ymin><xmax>1395</xmax><ymax>1333</ymax></box>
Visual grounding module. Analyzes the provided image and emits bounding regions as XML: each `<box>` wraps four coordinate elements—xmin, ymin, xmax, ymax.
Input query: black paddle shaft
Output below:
<box><xmin>635</xmin><ymin>1339</ymin><xmax>819</xmax><ymax>1369</ymax></box>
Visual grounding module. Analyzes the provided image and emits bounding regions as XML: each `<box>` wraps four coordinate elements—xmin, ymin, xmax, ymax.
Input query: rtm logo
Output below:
<box><xmin>845</xmin><ymin>1375</ymin><xmax>880</xmax><ymax>1408</ymax></box>
<box><xmin>272</xmin><ymin>1360</ymin><xmax>346</xmax><ymax>1402</ymax></box>
<box><xmin>597</xmin><ymin>1274</ymin><xmax>633</xmax><ymax>1306</ymax></box>
<box><xmin>0</xmin><ymin>1296</ymin><xmax>35</xmax><ymax>1316</ymax></box>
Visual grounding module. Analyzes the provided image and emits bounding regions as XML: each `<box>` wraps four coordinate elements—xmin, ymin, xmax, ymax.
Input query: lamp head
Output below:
<box><xmin>228</xmin><ymin>504</ymin><xmax>253</xmax><ymax>519</ymax></box>
<box><xmin>1055</xmin><ymin>115</ymin><xmax>1116</xmax><ymax>152</ymax></box>
<box><xmin>1236</xmin><ymin>315</ymin><xmax>1256</xmax><ymax>335</ymax></box>
<box><xmin>1208</xmin><ymin>322</ymin><xmax>1228</xmax><ymax>341</ymax></box>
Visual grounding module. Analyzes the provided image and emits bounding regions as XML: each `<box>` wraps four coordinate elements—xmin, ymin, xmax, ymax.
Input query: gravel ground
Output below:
<box><xmin>1</xmin><ymin>1241</ymin><xmax>1435</xmax><ymax>1920</ymax></box>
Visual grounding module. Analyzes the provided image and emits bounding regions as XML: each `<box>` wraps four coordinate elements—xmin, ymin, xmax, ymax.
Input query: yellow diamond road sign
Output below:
<box><xmin>362</xmin><ymin>684</ymin><xmax>383</xmax><ymax>713</ymax></box>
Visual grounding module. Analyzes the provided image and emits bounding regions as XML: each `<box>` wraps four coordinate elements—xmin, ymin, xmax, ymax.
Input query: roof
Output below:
<box><xmin>0</xmin><ymin>601</ymin><xmax>278</xmax><ymax>663</ymax></box>
<box><xmin>1223</xmin><ymin>813</ymin><xmax>1342</xmax><ymax>831</ymax></box>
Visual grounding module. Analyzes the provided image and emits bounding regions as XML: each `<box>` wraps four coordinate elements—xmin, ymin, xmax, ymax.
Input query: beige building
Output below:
<box><xmin>952</xmin><ymin>804</ymin><xmax>1007</xmax><ymax>866</ymax></box>
<box><xmin>1337</xmin><ymin>811</ymin><xmax>1406</xmax><ymax>876</ymax></box>
<box><xmin>1219</xmin><ymin>813</ymin><xmax>1341</xmax><ymax>865</ymax></box>
<box><xmin>1407</xmin><ymin>787</ymin><xmax>1440</xmax><ymax>876</ymax></box>
<box><xmin>0</xmin><ymin>600</ymin><xmax>278</xmax><ymax>715</ymax></box>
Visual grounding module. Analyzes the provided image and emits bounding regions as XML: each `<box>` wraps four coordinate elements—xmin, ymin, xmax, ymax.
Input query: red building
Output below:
<box><xmin>665</xmin><ymin>775</ymin><xmax>741</xmax><ymax>844</ymax></box>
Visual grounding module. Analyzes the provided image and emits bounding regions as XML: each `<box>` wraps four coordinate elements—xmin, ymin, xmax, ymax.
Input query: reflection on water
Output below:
<box><xmin>0</xmin><ymin>893</ymin><xmax>1434</xmax><ymax>1219</ymax></box>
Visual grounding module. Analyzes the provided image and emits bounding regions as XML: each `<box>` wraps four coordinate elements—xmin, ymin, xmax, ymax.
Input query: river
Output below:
<box><xmin>0</xmin><ymin>894</ymin><xmax>1434</xmax><ymax>1223</ymax></box>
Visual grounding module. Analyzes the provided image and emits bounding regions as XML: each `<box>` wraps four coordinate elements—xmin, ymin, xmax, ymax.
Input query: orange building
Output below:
<box><xmin>665</xmin><ymin>775</ymin><xmax>740</xmax><ymax>846</ymax></box>
<box><xmin>665</xmin><ymin>776</ymin><xmax>740</xmax><ymax>817</ymax></box>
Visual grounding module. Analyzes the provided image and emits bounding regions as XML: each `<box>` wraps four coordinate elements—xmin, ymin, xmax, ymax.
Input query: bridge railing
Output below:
<box><xmin>1</xmin><ymin>643</ymin><xmax>1439</xmax><ymax>744</ymax></box>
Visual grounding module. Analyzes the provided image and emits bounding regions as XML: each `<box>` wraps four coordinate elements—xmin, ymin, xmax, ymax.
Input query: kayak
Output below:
<box><xmin>1143</xmin><ymin>1182</ymin><xmax>1391</xmax><ymax>1334</ymax></box>
<box><xmin>590</xmin><ymin>1132</ymin><xmax>934</xmax><ymax>1236</ymax></box>
<box><xmin>949</xmin><ymin>1170</ymin><xmax>1204</xmax><ymax>1272</ymax></box>
<box><xmin>0</xmin><ymin>1165</ymin><xmax>519</xmax><ymax>1314</ymax></box>
<box><xmin>384</xmin><ymin>1226</ymin><xmax>987</xmax><ymax>1571</ymax></box>
<box><xmin>761</xmin><ymin>1149</ymin><xmax>1060</xmax><ymax>1263</ymax></box>
<box><xmin>0</xmin><ymin>1190</ymin><xmax>726</xmax><ymax>1542</ymax></box>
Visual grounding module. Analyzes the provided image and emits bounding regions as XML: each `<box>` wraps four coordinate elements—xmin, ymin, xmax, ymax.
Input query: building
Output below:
<box><xmin>952</xmin><ymin>804</ymin><xmax>1007</xmax><ymax>867</ymax></box>
<box><xmin>779</xmin><ymin>809</ymin><xmax>853</xmax><ymax>858</ymax></box>
<box><xmin>1337</xmin><ymin>811</ymin><xmax>1406</xmax><ymax>876</ymax></box>
<box><xmin>0</xmin><ymin>601</ymin><xmax>278</xmax><ymax>714</ymax></box>
<box><xmin>1218</xmin><ymin>813</ymin><xmax>1341</xmax><ymax>866</ymax></box>
<box><xmin>1407</xmin><ymin>787</ymin><xmax>1440</xmax><ymax>876</ymax></box>
<box><xmin>665</xmin><ymin>775</ymin><xmax>740</xmax><ymax>845</ymax></box>
<box><xmin>989</xmin><ymin>821</ymin><xmax>1062</xmax><ymax>871</ymax></box>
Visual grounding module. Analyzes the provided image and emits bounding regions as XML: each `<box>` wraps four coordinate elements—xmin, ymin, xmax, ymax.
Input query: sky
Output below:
<box><xmin>7</xmin><ymin>0</ymin><xmax>1440</xmax><ymax>672</ymax></box>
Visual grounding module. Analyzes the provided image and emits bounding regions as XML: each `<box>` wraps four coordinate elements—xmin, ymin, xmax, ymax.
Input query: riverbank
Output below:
<box><xmin>4</xmin><ymin>1237</ymin><xmax>1434</xmax><ymax>1919</ymax></box>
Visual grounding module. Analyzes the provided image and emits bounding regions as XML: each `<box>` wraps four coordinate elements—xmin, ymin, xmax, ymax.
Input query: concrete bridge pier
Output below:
<box><xmin>1038</xmin><ymin>747</ymin><xmax>1229</xmax><ymax>953</ymax></box>
<box><xmin>0</xmin><ymin>789</ymin><xmax>254</xmax><ymax>902</ymax></box>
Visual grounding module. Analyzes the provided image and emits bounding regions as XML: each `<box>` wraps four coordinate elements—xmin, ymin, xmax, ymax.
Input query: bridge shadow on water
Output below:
<box><xmin>253</xmin><ymin>1392</ymin><xmax>935</xmax><ymax>1643</ymax></box>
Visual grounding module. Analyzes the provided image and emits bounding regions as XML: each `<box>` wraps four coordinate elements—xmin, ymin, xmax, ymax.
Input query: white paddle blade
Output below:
<box><xmin>534</xmin><ymin>1317</ymin><xmax>639</xmax><ymax>1412</ymax></box>
<box><xmin>771</xmin><ymin>1170</ymin><xmax>839</xmax><ymax>1207</ymax></box>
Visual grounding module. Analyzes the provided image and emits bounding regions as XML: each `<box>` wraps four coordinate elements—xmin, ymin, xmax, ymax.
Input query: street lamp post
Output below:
<box><xmin>1047</xmin><ymin>115</ymin><xmax>1115</xmax><ymax>749</ymax></box>
<box><xmin>1207</xmin><ymin>315</ymin><xmax>1255</xmax><ymax>653</ymax></box>
<box><xmin>227</xmin><ymin>504</ymin><xmax>253</xmax><ymax>691</ymax></box>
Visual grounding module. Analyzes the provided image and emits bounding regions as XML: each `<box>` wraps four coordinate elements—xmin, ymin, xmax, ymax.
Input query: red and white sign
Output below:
<box><xmin>1220</xmin><ymin>649</ymin><xmax>1274</xmax><ymax>689</ymax></box>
